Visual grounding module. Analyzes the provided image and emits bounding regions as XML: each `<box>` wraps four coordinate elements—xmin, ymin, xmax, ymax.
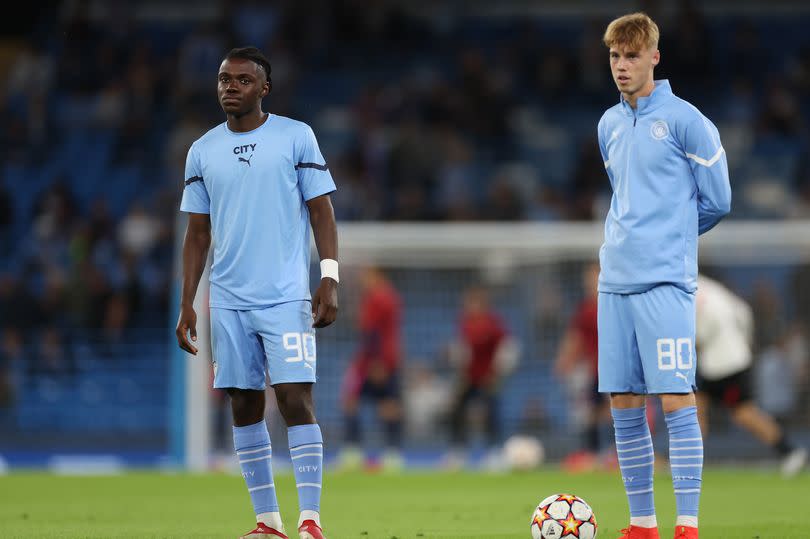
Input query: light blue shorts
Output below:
<box><xmin>598</xmin><ymin>285</ymin><xmax>696</xmax><ymax>394</ymax></box>
<box><xmin>210</xmin><ymin>301</ymin><xmax>316</xmax><ymax>389</ymax></box>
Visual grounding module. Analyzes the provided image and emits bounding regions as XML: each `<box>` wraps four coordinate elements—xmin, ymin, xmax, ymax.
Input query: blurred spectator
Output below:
<box><xmin>756</xmin><ymin>333</ymin><xmax>802</xmax><ymax>421</ymax></box>
<box><xmin>339</xmin><ymin>267</ymin><xmax>404</xmax><ymax>470</ymax></box>
<box><xmin>0</xmin><ymin>329</ymin><xmax>26</xmax><ymax>413</ymax></box>
<box><xmin>402</xmin><ymin>362</ymin><xmax>452</xmax><ymax>444</ymax></box>
<box><xmin>35</xmin><ymin>326</ymin><xmax>72</xmax><ymax>377</ymax></box>
<box><xmin>444</xmin><ymin>285</ymin><xmax>519</xmax><ymax>468</ymax></box>
<box><xmin>0</xmin><ymin>184</ymin><xmax>13</xmax><ymax>256</ymax></box>
<box><xmin>118</xmin><ymin>202</ymin><xmax>161</xmax><ymax>259</ymax></box>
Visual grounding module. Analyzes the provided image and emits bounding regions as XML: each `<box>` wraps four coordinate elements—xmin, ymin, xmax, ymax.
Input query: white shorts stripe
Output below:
<box><xmin>616</xmin><ymin>436</ymin><xmax>650</xmax><ymax>445</ymax></box>
<box><xmin>670</xmin><ymin>455</ymin><xmax>703</xmax><ymax>460</ymax></box>
<box><xmin>237</xmin><ymin>446</ymin><xmax>271</xmax><ymax>456</ymax></box>
<box><xmin>670</xmin><ymin>464</ymin><xmax>702</xmax><ymax>468</ymax></box>
<box><xmin>626</xmin><ymin>488</ymin><xmax>654</xmax><ymax>495</ymax></box>
<box><xmin>617</xmin><ymin>443</ymin><xmax>653</xmax><ymax>453</ymax></box>
<box><xmin>296</xmin><ymin>483</ymin><xmax>322</xmax><ymax>489</ymax></box>
<box><xmin>671</xmin><ymin>437</ymin><xmax>702</xmax><ymax>443</ymax></box>
<box><xmin>291</xmin><ymin>453</ymin><xmax>323</xmax><ymax>460</ymax></box>
<box><xmin>290</xmin><ymin>443</ymin><xmax>323</xmax><ymax>451</ymax></box>
<box><xmin>621</xmin><ymin>461</ymin><xmax>655</xmax><ymax>469</ymax></box>
<box><xmin>240</xmin><ymin>455</ymin><xmax>272</xmax><ymax>464</ymax></box>
<box><xmin>674</xmin><ymin>489</ymin><xmax>701</xmax><ymax>494</ymax></box>
<box><xmin>248</xmin><ymin>483</ymin><xmax>275</xmax><ymax>492</ymax></box>
<box><xmin>670</xmin><ymin>446</ymin><xmax>703</xmax><ymax>451</ymax></box>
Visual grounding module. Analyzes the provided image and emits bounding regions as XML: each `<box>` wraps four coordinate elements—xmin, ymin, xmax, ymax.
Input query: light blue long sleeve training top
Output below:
<box><xmin>597</xmin><ymin>79</ymin><xmax>731</xmax><ymax>294</ymax></box>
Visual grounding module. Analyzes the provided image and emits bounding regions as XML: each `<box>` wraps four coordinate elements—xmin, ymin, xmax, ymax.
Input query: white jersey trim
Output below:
<box><xmin>686</xmin><ymin>146</ymin><xmax>725</xmax><ymax>167</ymax></box>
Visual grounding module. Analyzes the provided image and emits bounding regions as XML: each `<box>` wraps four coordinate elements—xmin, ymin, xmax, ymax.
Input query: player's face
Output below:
<box><xmin>217</xmin><ymin>58</ymin><xmax>269</xmax><ymax>116</ymax></box>
<box><xmin>609</xmin><ymin>45</ymin><xmax>659</xmax><ymax>97</ymax></box>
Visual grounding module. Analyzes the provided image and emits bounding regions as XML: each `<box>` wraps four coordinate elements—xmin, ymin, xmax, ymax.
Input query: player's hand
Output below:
<box><xmin>175</xmin><ymin>304</ymin><xmax>199</xmax><ymax>355</ymax></box>
<box><xmin>312</xmin><ymin>278</ymin><xmax>338</xmax><ymax>328</ymax></box>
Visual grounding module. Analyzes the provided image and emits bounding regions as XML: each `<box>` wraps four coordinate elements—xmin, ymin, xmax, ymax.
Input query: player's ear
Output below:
<box><xmin>262</xmin><ymin>79</ymin><xmax>272</xmax><ymax>97</ymax></box>
<box><xmin>652</xmin><ymin>49</ymin><xmax>660</xmax><ymax>66</ymax></box>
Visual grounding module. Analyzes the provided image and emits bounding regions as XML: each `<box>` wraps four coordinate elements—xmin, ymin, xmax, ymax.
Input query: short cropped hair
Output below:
<box><xmin>603</xmin><ymin>12</ymin><xmax>659</xmax><ymax>51</ymax></box>
<box><xmin>224</xmin><ymin>46</ymin><xmax>272</xmax><ymax>83</ymax></box>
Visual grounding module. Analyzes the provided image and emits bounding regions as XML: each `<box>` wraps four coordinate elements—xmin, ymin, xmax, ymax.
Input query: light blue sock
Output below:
<box><xmin>612</xmin><ymin>407</ymin><xmax>656</xmax><ymax>518</ymax></box>
<box><xmin>233</xmin><ymin>420</ymin><xmax>279</xmax><ymax>516</ymax></box>
<box><xmin>288</xmin><ymin>424</ymin><xmax>323</xmax><ymax>513</ymax></box>
<box><xmin>665</xmin><ymin>406</ymin><xmax>703</xmax><ymax>520</ymax></box>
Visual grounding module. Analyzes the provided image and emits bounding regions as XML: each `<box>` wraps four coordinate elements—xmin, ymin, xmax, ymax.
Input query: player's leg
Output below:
<box><xmin>446</xmin><ymin>384</ymin><xmax>475</xmax><ymax>468</ymax></box>
<box><xmin>598</xmin><ymin>292</ymin><xmax>659</xmax><ymax>537</ymax></box>
<box><xmin>254</xmin><ymin>302</ymin><xmax>325</xmax><ymax>539</ymax></box>
<box><xmin>274</xmin><ymin>383</ymin><xmax>324</xmax><ymax>533</ymax></box>
<box><xmin>375</xmin><ymin>373</ymin><xmax>404</xmax><ymax>469</ymax></box>
<box><xmin>633</xmin><ymin>286</ymin><xmax>701</xmax><ymax>538</ymax></box>
<box><xmin>719</xmin><ymin>369</ymin><xmax>808</xmax><ymax>476</ymax></box>
<box><xmin>210</xmin><ymin>308</ymin><xmax>286</xmax><ymax>537</ymax></box>
<box><xmin>340</xmin><ymin>362</ymin><xmax>365</xmax><ymax>464</ymax></box>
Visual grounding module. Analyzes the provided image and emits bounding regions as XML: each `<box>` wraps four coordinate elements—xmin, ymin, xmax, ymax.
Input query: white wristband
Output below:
<box><xmin>320</xmin><ymin>259</ymin><xmax>339</xmax><ymax>283</ymax></box>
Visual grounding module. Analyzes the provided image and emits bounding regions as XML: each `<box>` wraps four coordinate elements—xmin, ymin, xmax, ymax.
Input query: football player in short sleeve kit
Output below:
<box><xmin>596</xmin><ymin>14</ymin><xmax>731</xmax><ymax>539</ymax></box>
<box><xmin>176</xmin><ymin>47</ymin><xmax>336</xmax><ymax>539</ymax></box>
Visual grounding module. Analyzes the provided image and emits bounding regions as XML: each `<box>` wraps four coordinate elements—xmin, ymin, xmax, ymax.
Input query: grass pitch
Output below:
<box><xmin>1</xmin><ymin>467</ymin><xmax>808</xmax><ymax>538</ymax></box>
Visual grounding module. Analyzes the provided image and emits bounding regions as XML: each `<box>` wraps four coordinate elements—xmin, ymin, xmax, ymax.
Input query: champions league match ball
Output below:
<box><xmin>531</xmin><ymin>493</ymin><xmax>597</xmax><ymax>539</ymax></box>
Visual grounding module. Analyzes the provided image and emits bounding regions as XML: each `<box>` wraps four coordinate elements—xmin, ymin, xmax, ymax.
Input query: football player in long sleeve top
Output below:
<box><xmin>595</xmin><ymin>13</ymin><xmax>731</xmax><ymax>539</ymax></box>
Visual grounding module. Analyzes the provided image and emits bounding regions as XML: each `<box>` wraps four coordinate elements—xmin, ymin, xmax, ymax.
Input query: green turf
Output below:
<box><xmin>0</xmin><ymin>467</ymin><xmax>808</xmax><ymax>538</ymax></box>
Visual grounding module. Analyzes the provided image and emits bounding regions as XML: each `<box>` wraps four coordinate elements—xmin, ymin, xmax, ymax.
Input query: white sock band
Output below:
<box><xmin>630</xmin><ymin>515</ymin><xmax>658</xmax><ymax>528</ymax></box>
<box><xmin>256</xmin><ymin>511</ymin><xmax>284</xmax><ymax>531</ymax></box>
<box><xmin>320</xmin><ymin>259</ymin><xmax>339</xmax><ymax>282</ymax></box>
<box><xmin>676</xmin><ymin>515</ymin><xmax>698</xmax><ymax>528</ymax></box>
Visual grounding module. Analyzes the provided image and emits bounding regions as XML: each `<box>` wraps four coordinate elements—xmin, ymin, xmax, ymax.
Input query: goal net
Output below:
<box><xmin>174</xmin><ymin>221</ymin><xmax>810</xmax><ymax>465</ymax></box>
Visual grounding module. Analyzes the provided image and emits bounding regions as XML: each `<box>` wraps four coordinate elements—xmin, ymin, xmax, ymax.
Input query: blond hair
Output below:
<box><xmin>603</xmin><ymin>12</ymin><xmax>659</xmax><ymax>51</ymax></box>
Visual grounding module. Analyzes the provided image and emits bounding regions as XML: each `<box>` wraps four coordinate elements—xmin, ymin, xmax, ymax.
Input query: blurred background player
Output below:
<box><xmin>555</xmin><ymin>262</ymin><xmax>612</xmax><ymax>471</ymax></box>
<box><xmin>444</xmin><ymin>284</ymin><xmax>519</xmax><ymax>469</ymax></box>
<box><xmin>338</xmin><ymin>266</ymin><xmax>403</xmax><ymax>470</ymax></box>
<box><xmin>175</xmin><ymin>47</ymin><xmax>338</xmax><ymax>539</ymax></box>
<box><xmin>695</xmin><ymin>274</ymin><xmax>808</xmax><ymax>477</ymax></box>
<box><xmin>596</xmin><ymin>13</ymin><xmax>731</xmax><ymax>539</ymax></box>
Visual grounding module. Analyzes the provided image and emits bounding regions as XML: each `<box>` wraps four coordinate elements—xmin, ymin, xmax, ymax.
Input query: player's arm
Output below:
<box><xmin>683</xmin><ymin>116</ymin><xmax>732</xmax><ymax>234</ymax></box>
<box><xmin>176</xmin><ymin>213</ymin><xmax>211</xmax><ymax>355</ymax></box>
<box><xmin>307</xmin><ymin>194</ymin><xmax>338</xmax><ymax>328</ymax></box>
<box><xmin>597</xmin><ymin>116</ymin><xmax>616</xmax><ymax>187</ymax></box>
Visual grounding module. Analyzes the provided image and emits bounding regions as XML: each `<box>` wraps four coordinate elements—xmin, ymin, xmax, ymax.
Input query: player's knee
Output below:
<box><xmin>226</xmin><ymin>389</ymin><xmax>265</xmax><ymax>425</ymax></box>
<box><xmin>659</xmin><ymin>392</ymin><xmax>696</xmax><ymax>414</ymax></box>
<box><xmin>276</xmin><ymin>386</ymin><xmax>315</xmax><ymax>425</ymax></box>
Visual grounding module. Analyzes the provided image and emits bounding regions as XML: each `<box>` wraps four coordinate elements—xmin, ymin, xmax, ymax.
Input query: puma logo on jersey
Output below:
<box><xmin>239</xmin><ymin>154</ymin><xmax>253</xmax><ymax>166</ymax></box>
<box><xmin>675</xmin><ymin>372</ymin><xmax>689</xmax><ymax>383</ymax></box>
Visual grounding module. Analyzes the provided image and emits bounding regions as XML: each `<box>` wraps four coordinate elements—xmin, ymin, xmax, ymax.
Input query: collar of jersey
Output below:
<box><xmin>620</xmin><ymin>79</ymin><xmax>672</xmax><ymax>116</ymax></box>
<box><xmin>224</xmin><ymin>112</ymin><xmax>274</xmax><ymax>136</ymax></box>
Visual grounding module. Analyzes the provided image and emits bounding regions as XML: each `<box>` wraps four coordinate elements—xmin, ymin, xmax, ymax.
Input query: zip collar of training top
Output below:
<box><xmin>619</xmin><ymin>79</ymin><xmax>673</xmax><ymax>116</ymax></box>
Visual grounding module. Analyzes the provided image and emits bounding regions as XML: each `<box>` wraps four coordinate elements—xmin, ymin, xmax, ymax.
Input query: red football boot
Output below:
<box><xmin>618</xmin><ymin>525</ymin><xmax>661</xmax><ymax>538</ymax></box>
<box><xmin>674</xmin><ymin>525</ymin><xmax>698</xmax><ymax>539</ymax></box>
<box><xmin>297</xmin><ymin>519</ymin><xmax>326</xmax><ymax>539</ymax></box>
<box><xmin>239</xmin><ymin>522</ymin><xmax>288</xmax><ymax>538</ymax></box>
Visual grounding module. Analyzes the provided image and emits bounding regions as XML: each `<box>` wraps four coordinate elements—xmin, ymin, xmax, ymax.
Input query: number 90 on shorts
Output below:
<box><xmin>210</xmin><ymin>301</ymin><xmax>318</xmax><ymax>390</ymax></box>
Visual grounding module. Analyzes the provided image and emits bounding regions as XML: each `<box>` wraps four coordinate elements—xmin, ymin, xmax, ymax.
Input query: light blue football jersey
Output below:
<box><xmin>180</xmin><ymin>114</ymin><xmax>336</xmax><ymax>309</ymax></box>
<box><xmin>597</xmin><ymin>80</ymin><xmax>731</xmax><ymax>294</ymax></box>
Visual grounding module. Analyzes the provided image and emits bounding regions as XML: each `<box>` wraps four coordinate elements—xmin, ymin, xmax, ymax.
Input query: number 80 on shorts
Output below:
<box><xmin>656</xmin><ymin>337</ymin><xmax>693</xmax><ymax>371</ymax></box>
